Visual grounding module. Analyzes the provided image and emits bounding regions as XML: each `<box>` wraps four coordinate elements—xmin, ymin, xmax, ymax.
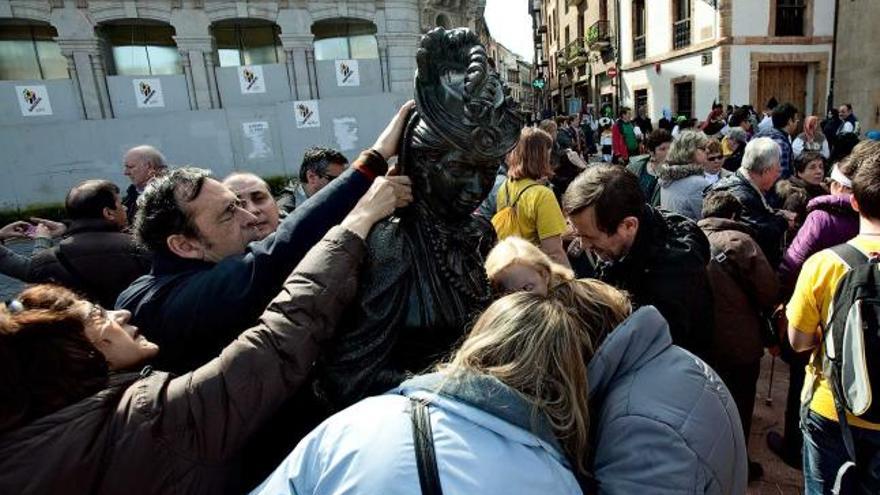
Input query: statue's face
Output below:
<box><xmin>413</xmin><ymin>146</ymin><xmax>498</xmax><ymax>222</ymax></box>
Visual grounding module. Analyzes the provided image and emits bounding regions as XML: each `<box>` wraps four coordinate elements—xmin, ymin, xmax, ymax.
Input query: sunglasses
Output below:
<box><xmin>708</xmin><ymin>154</ymin><xmax>723</xmax><ymax>161</ymax></box>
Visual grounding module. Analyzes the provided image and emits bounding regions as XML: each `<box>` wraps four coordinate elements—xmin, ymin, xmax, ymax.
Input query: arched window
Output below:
<box><xmin>213</xmin><ymin>19</ymin><xmax>283</xmax><ymax>67</ymax></box>
<box><xmin>312</xmin><ymin>19</ymin><xmax>378</xmax><ymax>61</ymax></box>
<box><xmin>101</xmin><ymin>20</ymin><xmax>181</xmax><ymax>76</ymax></box>
<box><xmin>0</xmin><ymin>20</ymin><xmax>67</xmax><ymax>80</ymax></box>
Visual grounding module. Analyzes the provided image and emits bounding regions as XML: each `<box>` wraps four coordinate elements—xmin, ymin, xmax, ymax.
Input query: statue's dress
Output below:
<box><xmin>318</xmin><ymin>209</ymin><xmax>495</xmax><ymax>408</ymax></box>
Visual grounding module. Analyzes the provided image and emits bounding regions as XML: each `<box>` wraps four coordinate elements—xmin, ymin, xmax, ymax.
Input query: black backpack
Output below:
<box><xmin>821</xmin><ymin>243</ymin><xmax>880</xmax><ymax>489</ymax></box>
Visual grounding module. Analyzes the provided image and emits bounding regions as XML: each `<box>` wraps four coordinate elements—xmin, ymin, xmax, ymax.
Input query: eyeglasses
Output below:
<box><xmin>708</xmin><ymin>155</ymin><xmax>723</xmax><ymax>161</ymax></box>
<box><xmin>319</xmin><ymin>173</ymin><xmax>340</xmax><ymax>182</ymax></box>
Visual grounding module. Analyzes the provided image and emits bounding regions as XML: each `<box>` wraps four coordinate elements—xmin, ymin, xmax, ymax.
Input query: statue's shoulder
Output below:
<box><xmin>364</xmin><ymin>217</ymin><xmax>412</xmax><ymax>266</ymax></box>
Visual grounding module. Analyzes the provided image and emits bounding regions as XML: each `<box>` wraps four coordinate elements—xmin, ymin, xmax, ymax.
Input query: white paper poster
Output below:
<box><xmin>133</xmin><ymin>78</ymin><xmax>165</xmax><ymax>108</ymax></box>
<box><xmin>16</xmin><ymin>85</ymin><xmax>53</xmax><ymax>116</ymax></box>
<box><xmin>242</xmin><ymin>121</ymin><xmax>272</xmax><ymax>160</ymax></box>
<box><xmin>239</xmin><ymin>65</ymin><xmax>266</xmax><ymax>94</ymax></box>
<box><xmin>335</xmin><ymin>59</ymin><xmax>360</xmax><ymax>87</ymax></box>
<box><xmin>333</xmin><ymin>117</ymin><xmax>359</xmax><ymax>151</ymax></box>
<box><xmin>294</xmin><ymin>100</ymin><xmax>320</xmax><ymax>129</ymax></box>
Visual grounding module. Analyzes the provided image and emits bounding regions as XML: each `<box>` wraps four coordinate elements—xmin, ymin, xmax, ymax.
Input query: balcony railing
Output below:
<box><xmin>562</xmin><ymin>38</ymin><xmax>588</xmax><ymax>67</ymax></box>
<box><xmin>587</xmin><ymin>20</ymin><xmax>611</xmax><ymax>51</ymax></box>
<box><xmin>633</xmin><ymin>34</ymin><xmax>646</xmax><ymax>61</ymax></box>
<box><xmin>673</xmin><ymin>19</ymin><xmax>691</xmax><ymax>50</ymax></box>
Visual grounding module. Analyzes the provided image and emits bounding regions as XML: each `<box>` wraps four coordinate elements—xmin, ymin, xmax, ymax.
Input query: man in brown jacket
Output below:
<box><xmin>698</xmin><ymin>190</ymin><xmax>780</xmax><ymax>481</ymax></box>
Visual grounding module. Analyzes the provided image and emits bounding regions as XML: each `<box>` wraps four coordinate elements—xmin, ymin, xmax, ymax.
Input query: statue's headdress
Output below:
<box><xmin>412</xmin><ymin>28</ymin><xmax>522</xmax><ymax>160</ymax></box>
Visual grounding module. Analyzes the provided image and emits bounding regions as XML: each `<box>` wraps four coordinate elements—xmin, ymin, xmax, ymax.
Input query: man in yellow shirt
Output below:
<box><xmin>788</xmin><ymin>140</ymin><xmax>880</xmax><ymax>493</ymax></box>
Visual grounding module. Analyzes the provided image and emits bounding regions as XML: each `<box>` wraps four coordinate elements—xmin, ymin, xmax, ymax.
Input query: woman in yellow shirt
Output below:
<box><xmin>493</xmin><ymin>128</ymin><xmax>571</xmax><ymax>268</ymax></box>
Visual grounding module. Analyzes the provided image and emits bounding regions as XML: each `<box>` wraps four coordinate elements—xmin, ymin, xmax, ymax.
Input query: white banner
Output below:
<box><xmin>333</xmin><ymin>117</ymin><xmax>359</xmax><ymax>151</ymax></box>
<box><xmin>239</xmin><ymin>65</ymin><xmax>266</xmax><ymax>94</ymax></box>
<box><xmin>133</xmin><ymin>78</ymin><xmax>165</xmax><ymax>108</ymax></box>
<box><xmin>16</xmin><ymin>85</ymin><xmax>53</xmax><ymax>116</ymax></box>
<box><xmin>294</xmin><ymin>100</ymin><xmax>320</xmax><ymax>129</ymax></box>
<box><xmin>335</xmin><ymin>59</ymin><xmax>360</xmax><ymax>87</ymax></box>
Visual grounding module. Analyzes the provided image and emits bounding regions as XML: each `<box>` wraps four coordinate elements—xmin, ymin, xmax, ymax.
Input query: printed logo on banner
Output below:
<box><xmin>16</xmin><ymin>85</ymin><xmax>53</xmax><ymax>116</ymax></box>
<box><xmin>239</xmin><ymin>66</ymin><xmax>266</xmax><ymax>94</ymax></box>
<box><xmin>133</xmin><ymin>78</ymin><xmax>165</xmax><ymax>108</ymax></box>
<box><xmin>294</xmin><ymin>100</ymin><xmax>320</xmax><ymax>129</ymax></box>
<box><xmin>335</xmin><ymin>60</ymin><xmax>360</xmax><ymax>87</ymax></box>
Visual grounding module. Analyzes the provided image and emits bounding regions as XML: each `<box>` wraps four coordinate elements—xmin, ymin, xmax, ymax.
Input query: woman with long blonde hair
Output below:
<box><xmin>252</xmin><ymin>279</ymin><xmax>636</xmax><ymax>495</ymax></box>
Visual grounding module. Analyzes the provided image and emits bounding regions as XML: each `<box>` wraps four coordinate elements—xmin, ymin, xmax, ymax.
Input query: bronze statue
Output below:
<box><xmin>319</xmin><ymin>27</ymin><xmax>522</xmax><ymax>407</ymax></box>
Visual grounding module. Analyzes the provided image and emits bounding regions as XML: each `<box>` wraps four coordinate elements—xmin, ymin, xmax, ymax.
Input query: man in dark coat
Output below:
<box><xmin>707</xmin><ymin>137</ymin><xmax>795</xmax><ymax>267</ymax></box>
<box><xmin>0</xmin><ymin>180</ymin><xmax>150</xmax><ymax>308</ymax></box>
<box><xmin>754</xmin><ymin>103</ymin><xmax>798</xmax><ymax>179</ymax></box>
<box><xmin>563</xmin><ymin>164</ymin><xmax>714</xmax><ymax>361</ymax></box>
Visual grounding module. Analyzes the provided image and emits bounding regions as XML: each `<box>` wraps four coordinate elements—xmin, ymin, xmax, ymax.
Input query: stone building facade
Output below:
<box><xmin>832</xmin><ymin>0</ymin><xmax>880</xmax><ymax>131</ymax></box>
<box><xmin>0</xmin><ymin>0</ymin><xmax>484</xmax><ymax>208</ymax></box>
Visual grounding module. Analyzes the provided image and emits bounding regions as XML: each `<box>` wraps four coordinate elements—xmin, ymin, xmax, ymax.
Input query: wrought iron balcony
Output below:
<box><xmin>633</xmin><ymin>34</ymin><xmax>646</xmax><ymax>61</ymax></box>
<box><xmin>587</xmin><ymin>20</ymin><xmax>611</xmax><ymax>51</ymax></box>
<box><xmin>673</xmin><ymin>19</ymin><xmax>691</xmax><ymax>50</ymax></box>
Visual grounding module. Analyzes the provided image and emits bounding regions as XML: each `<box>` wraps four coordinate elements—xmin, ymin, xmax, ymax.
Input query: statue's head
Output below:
<box><xmin>400</xmin><ymin>27</ymin><xmax>523</xmax><ymax>223</ymax></box>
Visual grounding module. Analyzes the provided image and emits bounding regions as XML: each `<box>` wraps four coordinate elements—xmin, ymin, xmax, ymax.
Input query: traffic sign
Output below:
<box><xmin>607</xmin><ymin>67</ymin><xmax>618</xmax><ymax>78</ymax></box>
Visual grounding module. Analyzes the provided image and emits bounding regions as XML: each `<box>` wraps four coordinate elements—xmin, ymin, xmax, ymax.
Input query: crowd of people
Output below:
<box><xmin>0</xmin><ymin>95</ymin><xmax>879</xmax><ymax>494</ymax></box>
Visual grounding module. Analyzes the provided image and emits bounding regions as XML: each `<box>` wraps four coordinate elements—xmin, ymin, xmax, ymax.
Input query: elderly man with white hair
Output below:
<box><xmin>706</xmin><ymin>137</ymin><xmax>796</xmax><ymax>265</ymax></box>
<box><xmin>122</xmin><ymin>144</ymin><xmax>168</xmax><ymax>222</ymax></box>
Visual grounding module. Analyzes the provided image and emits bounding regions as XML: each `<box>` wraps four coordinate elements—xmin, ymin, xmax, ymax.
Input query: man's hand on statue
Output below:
<box><xmin>342</xmin><ymin>176</ymin><xmax>413</xmax><ymax>240</ymax></box>
<box><xmin>373</xmin><ymin>100</ymin><xmax>416</xmax><ymax>167</ymax></box>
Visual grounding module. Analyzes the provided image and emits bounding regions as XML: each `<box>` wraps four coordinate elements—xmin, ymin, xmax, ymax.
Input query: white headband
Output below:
<box><xmin>831</xmin><ymin>163</ymin><xmax>852</xmax><ymax>188</ymax></box>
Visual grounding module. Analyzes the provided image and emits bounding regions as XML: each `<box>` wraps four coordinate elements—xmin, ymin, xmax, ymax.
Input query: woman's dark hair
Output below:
<box><xmin>702</xmin><ymin>191</ymin><xmax>743</xmax><ymax>220</ymax></box>
<box><xmin>795</xmin><ymin>152</ymin><xmax>825</xmax><ymax>176</ymax></box>
<box><xmin>645</xmin><ymin>129</ymin><xmax>673</xmax><ymax>152</ymax></box>
<box><xmin>0</xmin><ymin>285</ymin><xmax>108</xmax><ymax>433</ymax></box>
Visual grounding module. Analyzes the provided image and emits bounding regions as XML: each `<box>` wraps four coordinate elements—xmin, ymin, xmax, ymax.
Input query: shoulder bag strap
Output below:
<box><xmin>510</xmin><ymin>183</ymin><xmax>540</xmax><ymax>208</ymax></box>
<box><xmin>410</xmin><ymin>397</ymin><xmax>443</xmax><ymax>495</ymax></box>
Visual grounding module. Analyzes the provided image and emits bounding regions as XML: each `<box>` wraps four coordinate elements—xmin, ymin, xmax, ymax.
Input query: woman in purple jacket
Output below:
<box><xmin>778</xmin><ymin>157</ymin><xmax>860</xmax><ymax>292</ymax></box>
<box><xmin>768</xmin><ymin>152</ymin><xmax>860</xmax><ymax>468</ymax></box>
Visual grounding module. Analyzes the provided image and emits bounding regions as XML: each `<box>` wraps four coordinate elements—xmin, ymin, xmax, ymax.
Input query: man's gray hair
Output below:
<box><xmin>740</xmin><ymin>137</ymin><xmax>781</xmax><ymax>174</ymax></box>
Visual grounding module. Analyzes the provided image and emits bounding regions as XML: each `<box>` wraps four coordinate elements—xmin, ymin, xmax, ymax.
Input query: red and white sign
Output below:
<box><xmin>607</xmin><ymin>67</ymin><xmax>619</xmax><ymax>78</ymax></box>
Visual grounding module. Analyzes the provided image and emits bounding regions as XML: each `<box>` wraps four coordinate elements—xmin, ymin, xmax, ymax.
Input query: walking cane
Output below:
<box><xmin>765</xmin><ymin>355</ymin><xmax>776</xmax><ymax>406</ymax></box>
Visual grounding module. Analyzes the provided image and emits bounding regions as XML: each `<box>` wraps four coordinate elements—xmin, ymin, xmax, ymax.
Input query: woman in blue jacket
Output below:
<box><xmin>251</xmin><ymin>281</ymin><xmax>634</xmax><ymax>494</ymax></box>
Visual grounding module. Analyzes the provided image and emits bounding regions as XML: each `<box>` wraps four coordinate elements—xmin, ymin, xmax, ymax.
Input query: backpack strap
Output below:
<box><xmin>410</xmin><ymin>397</ymin><xmax>443</xmax><ymax>495</ymax></box>
<box><xmin>830</xmin><ymin>243</ymin><xmax>869</xmax><ymax>270</ymax></box>
<box><xmin>499</xmin><ymin>181</ymin><xmax>540</xmax><ymax>210</ymax></box>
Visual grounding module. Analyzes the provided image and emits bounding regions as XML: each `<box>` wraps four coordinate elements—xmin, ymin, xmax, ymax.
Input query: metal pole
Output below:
<box><xmin>765</xmin><ymin>356</ymin><xmax>776</xmax><ymax>406</ymax></box>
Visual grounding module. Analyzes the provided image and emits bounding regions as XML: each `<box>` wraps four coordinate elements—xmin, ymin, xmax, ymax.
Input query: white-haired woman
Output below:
<box><xmin>657</xmin><ymin>129</ymin><xmax>711</xmax><ymax>219</ymax></box>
